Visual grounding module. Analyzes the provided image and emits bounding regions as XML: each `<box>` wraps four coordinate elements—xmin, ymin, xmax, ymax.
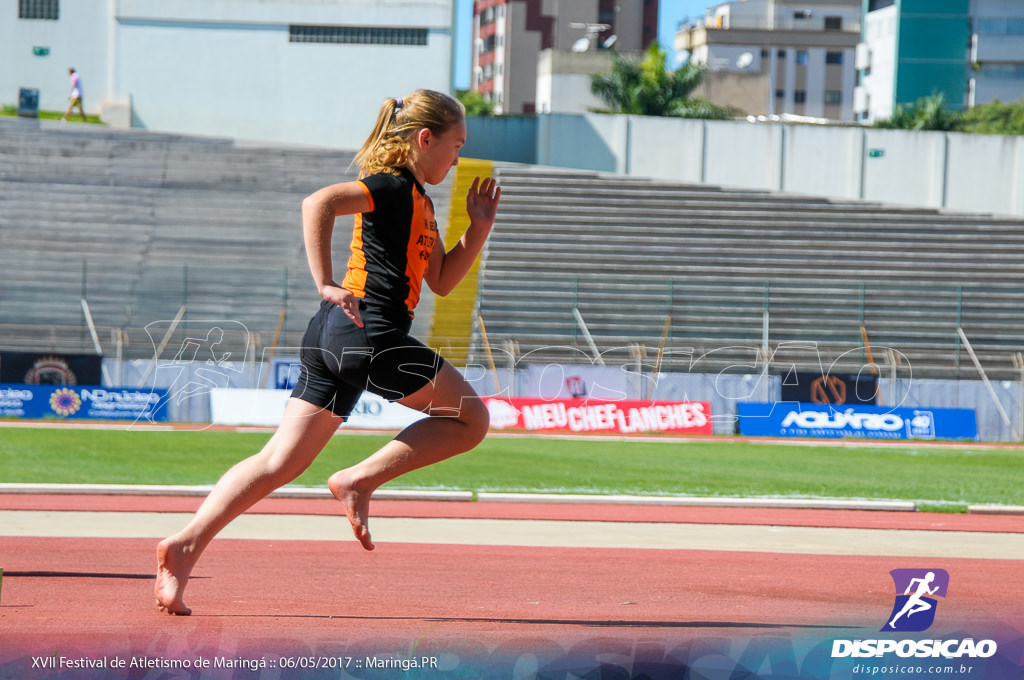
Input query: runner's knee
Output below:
<box><xmin>458</xmin><ymin>395</ymin><xmax>490</xmax><ymax>446</ymax></box>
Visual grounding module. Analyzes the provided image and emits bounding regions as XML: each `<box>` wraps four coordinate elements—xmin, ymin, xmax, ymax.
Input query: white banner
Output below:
<box><xmin>524</xmin><ymin>364</ymin><xmax>631</xmax><ymax>400</ymax></box>
<box><xmin>209</xmin><ymin>389</ymin><xmax>426</xmax><ymax>429</ymax></box>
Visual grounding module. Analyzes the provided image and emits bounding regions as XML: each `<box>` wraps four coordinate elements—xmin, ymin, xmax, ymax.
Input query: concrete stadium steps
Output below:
<box><xmin>478</xmin><ymin>165</ymin><xmax>1024</xmax><ymax>378</ymax></box>
<box><xmin>0</xmin><ymin>119</ymin><xmax>353</xmax><ymax>358</ymax></box>
<box><xmin>3</xmin><ymin>120</ymin><xmax>1022</xmax><ymax>378</ymax></box>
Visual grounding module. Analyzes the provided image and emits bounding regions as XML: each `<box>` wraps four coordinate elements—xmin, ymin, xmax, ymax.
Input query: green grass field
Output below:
<box><xmin>0</xmin><ymin>426</ymin><xmax>1019</xmax><ymax>511</ymax></box>
<box><xmin>1</xmin><ymin>106</ymin><xmax>104</xmax><ymax>125</ymax></box>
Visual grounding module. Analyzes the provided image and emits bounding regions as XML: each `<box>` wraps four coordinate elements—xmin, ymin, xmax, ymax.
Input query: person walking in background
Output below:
<box><xmin>155</xmin><ymin>89</ymin><xmax>501</xmax><ymax>616</ymax></box>
<box><xmin>62</xmin><ymin>68</ymin><xmax>86</xmax><ymax>122</ymax></box>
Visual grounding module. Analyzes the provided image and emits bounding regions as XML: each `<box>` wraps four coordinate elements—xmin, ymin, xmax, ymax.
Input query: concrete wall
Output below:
<box><xmin>704</xmin><ymin>120</ymin><xmax>783</xmax><ymax>190</ymax></box>
<box><xmin>781</xmin><ymin>124</ymin><xmax>862</xmax><ymax>197</ymax></box>
<box><xmin>473</xmin><ymin>112</ymin><xmax>1024</xmax><ymax>217</ymax></box>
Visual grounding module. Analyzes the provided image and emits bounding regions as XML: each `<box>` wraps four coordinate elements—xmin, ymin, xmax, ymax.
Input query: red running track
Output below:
<box><xmin>1</xmin><ymin>495</ymin><xmax>1022</xmax><ymax>676</ymax></box>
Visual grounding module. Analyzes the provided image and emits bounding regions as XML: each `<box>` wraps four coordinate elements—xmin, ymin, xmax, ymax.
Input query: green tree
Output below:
<box><xmin>456</xmin><ymin>89</ymin><xmax>494</xmax><ymax>117</ymax></box>
<box><xmin>590</xmin><ymin>43</ymin><xmax>735</xmax><ymax>119</ymax></box>
<box><xmin>961</xmin><ymin>97</ymin><xmax>1024</xmax><ymax>135</ymax></box>
<box><xmin>874</xmin><ymin>93</ymin><xmax>963</xmax><ymax>131</ymax></box>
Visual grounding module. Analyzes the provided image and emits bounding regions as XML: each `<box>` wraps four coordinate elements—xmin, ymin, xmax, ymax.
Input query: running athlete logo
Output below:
<box><xmin>882</xmin><ymin>569</ymin><xmax>949</xmax><ymax>632</ymax></box>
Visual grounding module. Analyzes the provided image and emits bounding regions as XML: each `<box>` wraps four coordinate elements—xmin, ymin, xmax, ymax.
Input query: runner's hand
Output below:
<box><xmin>320</xmin><ymin>283</ymin><xmax>363</xmax><ymax>327</ymax></box>
<box><xmin>466</xmin><ymin>177</ymin><xmax>501</xmax><ymax>233</ymax></box>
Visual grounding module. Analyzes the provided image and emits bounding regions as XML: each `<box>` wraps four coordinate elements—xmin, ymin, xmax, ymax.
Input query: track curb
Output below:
<box><xmin>2</xmin><ymin>483</ymin><xmax>1009</xmax><ymax>513</ymax></box>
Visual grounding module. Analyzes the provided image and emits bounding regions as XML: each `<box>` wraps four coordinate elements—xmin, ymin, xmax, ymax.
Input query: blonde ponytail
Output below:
<box><xmin>353</xmin><ymin>90</ymin><xmax>464</xmax><ymax>177</ymax></box>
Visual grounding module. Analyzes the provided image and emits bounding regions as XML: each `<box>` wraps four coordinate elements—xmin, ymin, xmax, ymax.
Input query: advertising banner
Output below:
<box><xmin>780</xmin><ymin>370</ymin><xmax>878</xmax><ymax>405</ymax></box>
<box><xmin>737</xmin><ymin>402</ymin><xmax>978</xmax><ymax>441</ymax></box>
<box><xmin>0</xmin><ymin>351</ymin><xmax>102</xmax><ymax>385</ymax></box>
<box><xmin>265</xmin><ymin>357</ymin><xmax>302</xmax><ymax>390</ymax></box>
<box><xmin>524</xmin><ymin>364</ymin><xmax>632</xmax><ymax>400</ymax></box>
<box><xmin>209</xmin><ymin>389</ymin><xmax>426</xmax><ymax>429</ymax></box>
<box><xmin>483</xmin><ymin>397</ymin><xmax>713</xmax><ymax>435</ymax></box>
<box><xmin>0</xmin><ymin>384</ymin><xmax>169</xmax><ymax>422</ymax></box>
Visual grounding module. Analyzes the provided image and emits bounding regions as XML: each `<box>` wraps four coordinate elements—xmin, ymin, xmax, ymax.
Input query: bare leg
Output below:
<box><xmin>155</xmin><ymin>398</ymin><xmax>343</xmax><ymax>615</ymax></box>
<box><xmin>328</xmin><ymin>362</ymin><xmax>488</xmax><ymax>550</ymax></box>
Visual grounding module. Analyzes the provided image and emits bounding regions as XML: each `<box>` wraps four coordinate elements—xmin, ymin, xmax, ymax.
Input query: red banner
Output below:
<box><xmin>483</xmin><ymin>397</ymin><xmax>713</xmax><ymax>435</ymax></box>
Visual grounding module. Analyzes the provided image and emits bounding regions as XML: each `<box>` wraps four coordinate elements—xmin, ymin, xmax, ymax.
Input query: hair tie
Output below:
<box><xmin>394</xmin><ymin>97</ymin><xmax>403</xmax><ymax>111</ymax></box>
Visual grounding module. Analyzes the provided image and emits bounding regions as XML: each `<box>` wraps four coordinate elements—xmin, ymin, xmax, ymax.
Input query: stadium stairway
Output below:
<box><xmin>2</xmin><ymin>119</ymin><xmax>1023</xmax><ymax>380</ymax></box>
<box><xmin>0</xmin><ymin>119</ymin><xmax>354</xmax><ymax>360</ymax></box>
<box><xmin>478</xmin><ymin>165</ymin><xmax>1024</xmax><ymax>378</ymax></box>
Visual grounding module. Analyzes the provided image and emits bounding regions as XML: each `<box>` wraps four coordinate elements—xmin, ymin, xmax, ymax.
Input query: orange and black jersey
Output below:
<box><xmin>342</xmin><ymin>168</ymin><xmax>439</xmax><ymax>317</ymax></box>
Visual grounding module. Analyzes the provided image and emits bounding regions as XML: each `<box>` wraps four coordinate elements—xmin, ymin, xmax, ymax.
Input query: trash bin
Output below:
<box><xmin>17</xmin><ymin>88</ymin><xmax>40</xmax><ymax>118</ymax></box>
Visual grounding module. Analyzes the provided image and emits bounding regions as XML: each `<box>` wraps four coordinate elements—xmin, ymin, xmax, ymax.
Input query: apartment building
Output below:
<box><xmin>675</xmin><ymin>0</ymin><xmax>861</xmax><ymax>121</ymax></box>
<box><xmin>855</xmin><ymin>0</ymin><xmax>1024</xmax><ymax>123</ymax></box>
<box><xmin>471</xmin><ymin>0</ymin><xmax>659</xmax><ymax>114</ymax></box>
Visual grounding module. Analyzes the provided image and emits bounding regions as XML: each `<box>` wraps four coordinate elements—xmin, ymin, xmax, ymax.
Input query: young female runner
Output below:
<box><xmin>155</xmin><ymin>89</ymin><xmax>500</xmax><ymax>615</ymax></box>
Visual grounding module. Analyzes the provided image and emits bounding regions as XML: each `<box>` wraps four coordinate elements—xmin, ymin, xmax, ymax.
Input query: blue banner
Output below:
<box><xmin>0</xmin><ymin>384</ymin><xmax>169</xmax><ymax>422</ymax></box>
<box><xmin>737</xmin><ymin>402</ymin><xmax>978</xmax><ymax>441</ymax></box>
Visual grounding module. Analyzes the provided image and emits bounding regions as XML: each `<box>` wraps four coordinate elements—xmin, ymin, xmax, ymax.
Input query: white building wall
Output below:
<box><xmin>840</xmin><ymin>48</ymin><xmax>857</xmax><ymax>122</ymax></box>
<box><xmin>1</xmin><ymin>1</ymin><xmax>111</xmax><ymax>114</ymax></box>
<box><xmin>2</xmin><ymin>0</ymin><xmax>454</xmax><ymax>151</ymax></box>
<box><xmin>805</xmin><ymin>48</ymin><xmax>826</xmax><ymax>117</ymax></box>
<box><xmin>536</xmin><ymin>73</ymin><xmax>605</xmax><ymax>114</ymax></box>
<box><xmin>856</xmin><ymin>4</ymin><xmax>897</xmax><ymax>123</ymax></box>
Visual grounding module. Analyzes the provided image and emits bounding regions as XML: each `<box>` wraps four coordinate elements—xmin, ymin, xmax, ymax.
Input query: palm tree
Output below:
<box><xmin>591</xmin><ymin>44</ymin><xmax>734</xmax><ymax>119</ymax></box>
<box><xmin>875</xmin><ymin>93</ymin><xmax>962</xmax><ymax>131</ymax></box>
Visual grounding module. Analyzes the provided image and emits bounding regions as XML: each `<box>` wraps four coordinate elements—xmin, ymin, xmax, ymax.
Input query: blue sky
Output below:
<box><xmin>453</xmin><ymin>0</ymin><xmax>714</xmax><ymax>89</ymax></box>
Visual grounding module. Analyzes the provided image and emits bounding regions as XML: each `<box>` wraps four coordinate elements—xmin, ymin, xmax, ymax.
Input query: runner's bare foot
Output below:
<box><xmin>155</xmin><ymin>538</ymin><xmax>193</xmax><ymax>615</ymax></box>
<box><xmin>328</xmin><ymin>470</ymin><xmax>375</xmax><ymax>551</ymax></box>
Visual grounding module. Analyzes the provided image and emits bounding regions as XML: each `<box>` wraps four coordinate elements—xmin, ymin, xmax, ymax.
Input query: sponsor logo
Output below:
<box><xmin>486</xmin><ymin>399</ymin><xmax>521</xmax><ymax>429</ymax></box>
<box><xmin>781</xmin><ymin>408</ymin><xmax>903</xmax><ymax>432</ymax></box>
<box><xmin>908</xmin><ymin>411</ymin><xmax>935</xmax><ymax>439</ymax></box>
<box><xmin>49</xmin><ymin>388</ymin><xmax>82</xmax><ymax>417</ymax></box>
<box><xmin>0</xmin><ymin>388</ymin><xmax>33</xmax><ymax>401</ymax></box>
<box><xmin>81</xmin><ymin>389</ymin><xmax>161</xmax><ymax>405</ymax></box>
<box><xmin>24</xmin><ymin>356</ymin><xmax>78</xmax><ymax>385</ymax></box>
<box><xmin>810</xmin><ymin>375</ymin><xmax>847</xmax><ymax>404</ymax></box>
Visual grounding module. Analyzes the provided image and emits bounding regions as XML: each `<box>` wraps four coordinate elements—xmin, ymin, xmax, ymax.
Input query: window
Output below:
<box><xmin>777</xmin><ymin>49</ymin><xmax>786</xmax><ymax>58</ymax></box>
<box><xmin>289</xmin><ymin>25</ymin><xmax>428</xmax><ymax>46</ymax></box>
<box><xmin>977</xmin><ymin>18</ymin><xmax>1024</xmax><ymax>35</ymax></box>
<box><xmin>824</xmin><ymin>90</ymin><xmax>842</xmax><ymax>105</ymax></box>
<box><xmin>796</xmin><ymin>51</ymin><xmax>809</xmax><ymax>65</ymax></box>
<box><xmin>868</xmin><ymin>0</ymin><xmax>894</xmax><ymax>11</ymax></box>
<box><xmin>826</xmin><ymin>51</ymin><xmax>844</xmax><ymax>65</ymax></box>
<box><xmin>793</xmin><ymin>10</ymin><xmax>811</xmax><ymax>20</ymax></box>
<box><xmin>18</xmin><ymin>0</ymin><xmax>58</xmax><ymax>20</ymax></box>
<box><xmin>794</xmin><ymin>90</ymin><xmax>807</xmax><ymax>104</ymax></box>
<box><xmin>760</xmin><ymin>48</ymin><xmax>769</xmax><ymax>58</ymax></box>
<box><xmin>824</xmin><ymin>16</ymin><xmax>843</xmax><ymax>31</ymax></box>
<box><xmin>977</xmin><ymin>63</ymin><xmax>1024</xmax><ymax>79</ymax></box>
<box><xmin>775</xmin><ymin>89</ymin><xmax>785</xmax><ymax>98</ymax></box>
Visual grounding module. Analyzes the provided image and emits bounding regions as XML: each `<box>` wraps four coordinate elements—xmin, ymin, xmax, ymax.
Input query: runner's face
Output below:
<box><xmin>418</xmin><ymin>120</ymin><xmax>466</xmax><ymax>185</ymax></box>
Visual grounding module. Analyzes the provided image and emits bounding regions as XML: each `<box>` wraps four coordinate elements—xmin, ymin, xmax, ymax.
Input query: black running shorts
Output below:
<box><xmin>290</xmin><ymin>299</ymin><xmax>445</xmax><ymax>417</ymax></box>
